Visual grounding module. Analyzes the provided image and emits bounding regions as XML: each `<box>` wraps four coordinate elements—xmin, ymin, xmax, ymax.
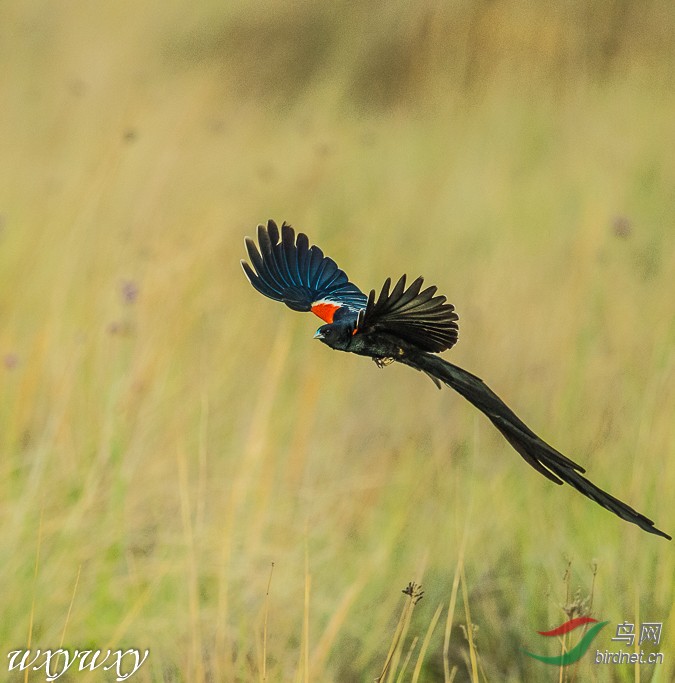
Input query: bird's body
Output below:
<box><xmin>241</xmin><ymin>219</ymin><xmax>670</xmax><ymax>540</ymax></box>
<box><xmin>317</xmin><ymin>322</ymin><xmax>405</xmax><ymax>361</ymax></box>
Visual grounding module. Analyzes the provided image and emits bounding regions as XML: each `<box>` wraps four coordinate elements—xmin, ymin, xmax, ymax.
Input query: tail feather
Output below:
<box><xmin>402</xmin><ymin>352</ymin><xmax>671</xmax><ymax>540</ymax></box>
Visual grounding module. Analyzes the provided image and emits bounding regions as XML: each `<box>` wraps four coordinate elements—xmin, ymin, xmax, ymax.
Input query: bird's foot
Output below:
<box><xmin>373</xmin><ymin>356</ymin><xmax>395</xmax><ymax>368</ymax></box>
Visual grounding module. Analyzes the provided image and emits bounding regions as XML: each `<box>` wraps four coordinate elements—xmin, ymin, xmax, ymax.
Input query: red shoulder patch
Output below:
<box><xmin>311</xmin><ymin>301</ymin><xmax>339</xmax><ymax>323</ymax></box>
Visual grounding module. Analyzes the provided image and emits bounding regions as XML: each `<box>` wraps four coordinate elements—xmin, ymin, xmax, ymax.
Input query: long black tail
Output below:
<box><xmin>402</xmin><ymin>352</ymin><xmax>671</xmax><ymax>539</ymax></box>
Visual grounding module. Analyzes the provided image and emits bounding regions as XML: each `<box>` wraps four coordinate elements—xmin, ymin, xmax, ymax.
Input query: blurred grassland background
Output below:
<box><xmin>1</xmin><ymin>0</ymin><xmax>674</xmax><ymax>681</ymax></box>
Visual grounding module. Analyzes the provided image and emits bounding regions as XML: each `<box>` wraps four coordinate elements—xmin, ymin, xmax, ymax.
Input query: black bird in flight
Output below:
<box><xmin>241</xmin><ymin>220</ymin><xmax>670</xmax><ymax>540</ymax></box>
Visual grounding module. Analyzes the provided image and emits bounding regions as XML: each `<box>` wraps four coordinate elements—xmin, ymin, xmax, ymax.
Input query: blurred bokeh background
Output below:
<box><xmin>1</xmin><ymin>1</ymin><xmax>674</xmax><ymax>681</ymax></box>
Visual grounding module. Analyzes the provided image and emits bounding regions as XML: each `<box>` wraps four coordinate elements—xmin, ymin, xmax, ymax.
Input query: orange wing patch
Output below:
<box><xmin>311</xmin><ymin>301</ymin><xmax>340</xmax><ymax>323</ymax></box>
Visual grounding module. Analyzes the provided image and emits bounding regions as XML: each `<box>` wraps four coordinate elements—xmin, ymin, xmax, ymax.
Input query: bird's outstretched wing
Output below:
<box><xmin>241</xmin><ymin>219</ymin><xmax>367</xmax><ymax>322</ymax></box>
<box><xmin>355</xmin><ymin>275</ymin><xmax>459</xmax><ymax>353</ymax></box>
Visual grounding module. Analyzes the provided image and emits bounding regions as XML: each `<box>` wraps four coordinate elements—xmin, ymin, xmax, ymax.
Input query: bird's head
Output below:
<box><xmin>313</xmin><ymin>320</ymin><xmax>354</xmax><ymax>351</ymax></box>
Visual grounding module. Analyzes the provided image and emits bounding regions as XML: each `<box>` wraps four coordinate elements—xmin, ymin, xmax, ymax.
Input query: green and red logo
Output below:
<box><xmin>523</xmin><ymin>617</ymin><xmax>609</xmax><ymax>666</ymax></box>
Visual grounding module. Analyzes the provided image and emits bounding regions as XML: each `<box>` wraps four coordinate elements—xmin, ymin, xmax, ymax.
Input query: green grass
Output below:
<box><xmin>1</xmin><ymin>1</ymin><xmax>674</xmax><ymax>681</ymax></box>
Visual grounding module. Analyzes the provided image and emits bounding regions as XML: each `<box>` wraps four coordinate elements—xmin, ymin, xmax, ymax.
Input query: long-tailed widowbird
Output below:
<box><xmin>241</xmin><ymin>220</ymin><xmax>670</xmax><ymax>540</ymax></box>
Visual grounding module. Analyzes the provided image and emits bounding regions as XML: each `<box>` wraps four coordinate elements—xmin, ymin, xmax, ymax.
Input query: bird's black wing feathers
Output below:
<box><xmin>401</xmin><ymin>351</ymin><xmax>671</xmax><ymax>540</ymax></box>
<box><xmin>356</xmin><ymin>275</ymin><xmax>459</xmax><ymax>353</ymax></box>
<box><xmin>241</xmin><ymin>220</ymin><xmax>367</xmax><ymax>316</ymax></box>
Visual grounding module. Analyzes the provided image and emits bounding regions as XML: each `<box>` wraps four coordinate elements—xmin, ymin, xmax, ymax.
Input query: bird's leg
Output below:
<box><xmin>373</xmin><ymin>357</ymin><xmax>395</xmax><ymax>368</ymax></box>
